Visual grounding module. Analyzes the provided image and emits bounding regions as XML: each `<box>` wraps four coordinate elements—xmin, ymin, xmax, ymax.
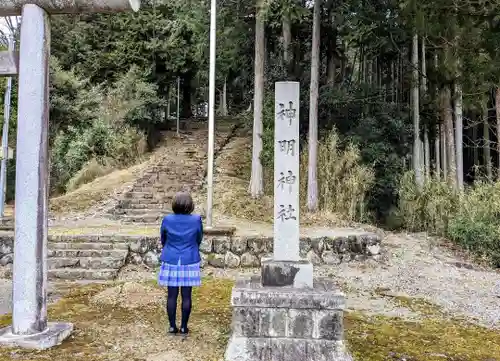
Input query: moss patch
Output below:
<box><xmin>0</xmin><ymin>280</ymin><xmax>498</xmax><ymax>361</ymax></box>
<box><xmin>0</xmin><ymin>278</ymin><xmax>233</xmax><ymax>361</ymax></box>
<box><xmin>347</xmin><ymin>291</ymin><xmax>500</xmax><ymax>360</ymax></box>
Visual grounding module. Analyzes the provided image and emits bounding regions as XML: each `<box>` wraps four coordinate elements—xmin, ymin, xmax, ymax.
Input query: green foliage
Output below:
<box><xmin>300</xmin><ymin>131</ymin><xmax>375</xmax><ymax>221</ymax></box>
<box><xmin>397</xmin><ymin>172</ymin><xmax>458</xmax><ymax>234</ymax></box>
<box><xmin>49</xmin><ymin>61</ymin><xmax>150</xmax><ymax>193</ymax></box>
<box><xmin>319</xmin><ymin>85</ymin><xmax>412</xmax><ymax>223</ymax></box>
<box><xmin>398</xmin><ymin>174</ymin><xmax>500</xmax><ymax>266</ymax></box>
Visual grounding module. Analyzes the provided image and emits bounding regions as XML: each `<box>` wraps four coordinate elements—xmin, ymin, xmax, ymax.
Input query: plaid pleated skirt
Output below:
<box><xmin>157</xmin><ymin>260</ymin><xmax>202</xmax><ymax>287</ymax></box>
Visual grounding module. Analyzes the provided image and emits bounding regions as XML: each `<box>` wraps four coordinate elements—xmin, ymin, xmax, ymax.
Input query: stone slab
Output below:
<box><xmin>0</xmin><ymin>322</ymin><xmax>73</xmax><ymax>350</ymax></box>
<box><xmin>232</xmin><ymin>276</ymin><xmax>345</xmax><ymax>310</ymax></box>
<box><xmin>274</xmin><ymin>82</ymin><xmax>300</xmax><ymax>261</ymax></box>
<box><xmin>225</xmin><ymin>336</ymin><xmax>353</xmax><ymax>361</ymax></box>
<box><xmin>261</xmin><ymin>258</ymin><xmax>313</xmax><ymax>288</ymax></box>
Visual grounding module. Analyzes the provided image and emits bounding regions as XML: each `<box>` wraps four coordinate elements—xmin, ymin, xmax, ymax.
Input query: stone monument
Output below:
<box><xmin>0</xmin><ymin>0</ymin><xmax>140</xmax><ymax>350</ymax></box>
<box><xmin>224</xmin><ymin>82</ymin><xmax>352</xmax><ymax>361</ymax></box>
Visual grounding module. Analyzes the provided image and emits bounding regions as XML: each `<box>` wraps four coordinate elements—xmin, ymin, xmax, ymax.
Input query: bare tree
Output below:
<box><xmin>249</xmin><ymin>0</ymin><xmax>265</xmax><ymax>198</ymax></box>
<box><xmin>412</xmin><ymin>33</ymin><xmax>423</xmax><ymax>188</ymax></box>
<box><xmin>307</xmin><ymin>0</ymin><xmax>321</xmax><ymax>212</ymax></box>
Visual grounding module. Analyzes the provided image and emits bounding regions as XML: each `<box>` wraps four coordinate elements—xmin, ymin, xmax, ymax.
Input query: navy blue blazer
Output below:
<box><xmin>159</xmin><ymin>213</ymin><xmax>203</xmax><ymax>265</ymax></box>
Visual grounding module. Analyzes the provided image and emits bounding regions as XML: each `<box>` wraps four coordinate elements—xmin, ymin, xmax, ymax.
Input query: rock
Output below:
<box><xmin>366</xmin><ymin>244</ymin><xmax>381</xmax><ymax>256</ymax></box>
<box><xmin>306</xmin><ymin>250</ymin><xmax>322</xmax><ymax>265</ymax></box>
<box><xmin>0</xmin><ymin>239</ymin><xmax>13</xmax><ymax>256</ymax></box>
<box><xmin>299</xmin><ymin>238</ymin><xmax>312</xmax><ymax>258</ymax></box>
<box><xmin>322</xmin><ymin>251</ymin><xmax>341</xmax><ymax>265</ymax></box>
<box><xmin>225</xmin><ymin>251</ymin><xmax>241</xmax><ymax>268</ymax></box>
<box><xmin>364</xmin><ymin>233</ymin><xmax>381</xmax><ymax>246</ymax></box>
<box><xmin>213</xmin><ymin>237</ymin><xmax>230</xmax><ymax>254</ymax></box>
<box><xmin>129</xmin><ymin>253</ymin><xmax>144</xmax><ymax>265</ymax></box>
<box><xmin>129</xmin><ymin>238</ymin><xmax>149</xmax><ymax>254</ymax></box>
<box><xmin>143</xmin><ymin>251</ymin><xmax>160</xmax><ymax>268</ymax></box>
<box><xmin>348</xmin><ymin>235</ymin><xmax>364</xmax><ymax>254</ymax></box>
<box><xmin>240</xmin><ymin>252</ymin><xmax>260</xmax><ymax>267</ymax></box>
<box><xmin>247</xmin><ymin>237</ymin><xmax>268</xmax><ymax>254</ymax></box>
<box><xmin>230</xmin><ymin>237</ymin><xmax>248</xmax><ymax>255</ymax></box>
<box><xmin>199</xmin><ymin>237</ymin><xmax>213</xmax><ymax>253</ymax></box>
<box><xmin>147</xmin><ymin>351</ymin><xmax>185</xmax><ymax>361</ymax></box>
<box><xmin>310</xmin><ymin>237</ymin><xmax>325</xmax><ymax>255</ymax></box>
<box><xmin>200</xmin><ymin>253</ymin><xmax>207</xmax><ymax>268</ymax></box>
<box><xmin>208</xmin><ymin>254</ymin><xmax>225</xmax><ymax>268</ymax></box>
<box><xmin>333</xmin><ymin>237</ymin><xmax>349</xmax><ymax>253</ymax></box>
<box><xmin>0</xmin><ymin>254</ymin><xmax>12</xmax><ymax>266</ymax></box>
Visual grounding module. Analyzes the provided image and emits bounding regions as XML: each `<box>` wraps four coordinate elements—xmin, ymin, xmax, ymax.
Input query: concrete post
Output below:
<box><xmin>0</xmin><ymin>0</ymin><xmax>141</xmax><ymax>350</ymax></box>
<box><xmin>11</xmin><ymin>4</ymin><xmax>51</xmax><ymax>336</ymax></box>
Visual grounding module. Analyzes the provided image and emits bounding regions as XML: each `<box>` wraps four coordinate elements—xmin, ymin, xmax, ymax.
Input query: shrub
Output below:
<box><xmin>397</xmin><ymin>172</ymin><xmax>458</xmax><ymax>234</ymax></box>
<box><xmin>49</xmin><ymin>63</ymin><xmax>153</xmax><ymax>193</ymax></box>
<box><xmin>397</xmin><ymin>174</ymin><xmax>500</xmax><ymax>266</ymax></box>
<box><xmin>300</xmin><ymin>130</ymin><xmax>375</xmax><ymax>222</ymax></box>
<box><xmin>65</xmin><ymin>158</ymin><xmax>113</xmax><ymax>192</ymax></box>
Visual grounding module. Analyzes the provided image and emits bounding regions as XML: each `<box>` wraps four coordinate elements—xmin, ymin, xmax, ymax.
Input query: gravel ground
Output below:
<box><xmin>316</xmin><ymin>232</ymin><xmax>500</xmax><ymax>329</ymax></box>
<box><xmin>194</xmin><ymin>231</ymin><xmax>500</xmax><ymax>328</ymax></box>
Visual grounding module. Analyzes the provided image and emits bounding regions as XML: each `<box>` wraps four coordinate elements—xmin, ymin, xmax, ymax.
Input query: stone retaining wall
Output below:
<box><xmin>127</xmin><ymin>232</ymin><xmax>382</xmax><ymax>268</ymax></box>
<box><xmin>0</xmin><ymin>230</ymin><xmax>382</xmax><ymax>270</ymax></box>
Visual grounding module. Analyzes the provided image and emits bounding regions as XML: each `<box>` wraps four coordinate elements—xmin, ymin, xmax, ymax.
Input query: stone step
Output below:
<box><xmin>121</xmin><ymin>214</ymin><xmax>162</xmax><ymax>224</ymax></box>
<box><xmin>49</xmin><ymin>268</ymin><xmax>118</xmax><ymax>281</ymax></box>
<box><xmin>116</xmin><ymin>209</ymin><xmax>166</xmax><ymax>216</ymax></box>
<box><xmin>48</xmin><ymin>249</ymin><xmax>128</xmax><ymax>258</ymax></box>
<box><xmin>120</xmin><ymin>197</ymin><xmax>172</xmax><ymax>205</ymax></box>
<box><xmin>118</xmin><ymin>203</ymin><xmax>170</xmax><ymax>210</ymax></box>
<box><xmin>48</xmin><ymin>242</ymin><xmax>129</xmax><ymax>250</ymax></box>
<box><xmin>48</xmin><ymin>257</ymin><xmax>125</xmax><ymax>270</ymax></box>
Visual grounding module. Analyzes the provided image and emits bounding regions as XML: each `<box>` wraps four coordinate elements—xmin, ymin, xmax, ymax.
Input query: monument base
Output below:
<box><xmin>261</xmin><ymin>258</ymin><xmax>313</xmax><ymax>288</ymax></box>
<box><xmin>0</xmin><ymin>322</ymin><xmax>73</xmax><ymax>350</ymax></box>
<box><xmin>225</xmin><ymin>276</ymin><xmax>353</xmax><ymax>361</ymax></box>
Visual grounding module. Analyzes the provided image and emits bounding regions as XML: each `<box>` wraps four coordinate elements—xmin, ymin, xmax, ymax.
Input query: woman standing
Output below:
<box><xmin>158</xmin><ymin>192</ymin><xmax>203</xmax><ymax>336</ymax></box>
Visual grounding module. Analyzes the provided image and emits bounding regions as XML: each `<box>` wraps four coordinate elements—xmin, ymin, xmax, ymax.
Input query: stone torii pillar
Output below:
<box><xmin>0</xmin><ymin>0</ymin><xmax>140</xmax><ymax>350</ymax></box>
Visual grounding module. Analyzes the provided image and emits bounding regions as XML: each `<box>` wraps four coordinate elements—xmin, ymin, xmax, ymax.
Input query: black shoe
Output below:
<box><xmin>167</xmin><ymin>326</ymin><xmax>178</xmax><ymax>335</ymax></box>
<box><xmin>179</xmin><ymin>327</ymin><xmax>189</xmax><ymax>339</ymax></box>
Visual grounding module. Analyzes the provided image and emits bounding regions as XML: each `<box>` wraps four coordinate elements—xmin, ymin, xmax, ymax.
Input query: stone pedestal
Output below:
<box><xmin>224</xmin><ymin>276</ymin><xmax>352</xmax><ymax>361</ymax></box>
<box><xmin>0</xmin><ymin>322</ymin><xmax>73</xmax><ymax>350</ymax></box>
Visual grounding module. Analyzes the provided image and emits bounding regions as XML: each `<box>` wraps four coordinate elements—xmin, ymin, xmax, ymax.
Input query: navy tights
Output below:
<box><xmin>167</xmin><ymin>286</ymin><xmax>192</xmax><ymax>330</ymax></box>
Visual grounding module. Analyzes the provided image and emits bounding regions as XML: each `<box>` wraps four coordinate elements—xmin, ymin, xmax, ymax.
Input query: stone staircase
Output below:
<box><xmin>110</xmin><ymin>121</ymin><xmax>238</xmax><ymax>223</ymax></box>
<box><xmin>47</xmin><ymin>237</ymin><xmax>130</xmax><ymax>280</ymax></box>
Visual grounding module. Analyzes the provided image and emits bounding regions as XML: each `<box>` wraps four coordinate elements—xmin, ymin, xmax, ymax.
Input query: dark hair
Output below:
<box><xmin>172</xmin><ymin>192</ymin><xmax>195</xmax><ymax>214</ymax></box>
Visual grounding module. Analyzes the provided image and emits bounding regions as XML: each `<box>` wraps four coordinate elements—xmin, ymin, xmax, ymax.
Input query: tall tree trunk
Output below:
<box><xmin>307</xmin><ymin>0</ymin><xmax>321</xmax><ymax>212</ymax></box>
<box><xmin>412</xmin><ymin>33</ymin><xmax>423</xmax><ymax>188</ymax></box>
<box><xmin>496</xmin><ymin>87</ymin><xmax>500</xmax><ymax>180</ymax></box>
<box><xmin>421</xmin><ymin>38</ymin><xmax>430</xmax><ymax>180</ymax></box>
<box><xmin>441</xmin><ymin>120</ymin><xmax>448</xmax><ymax>181</ymax></box>
<box><xmin>222</xmin><ymin>77</ymin><xmax>228</xmax><ymax>116</ymax></box>
<box><xmin>472</xmin><ymin>118</ymin><xmax>478</xmax><ymax>169</ymax></box>
<box><xmin>454</xmin><ymin>81</ymin><xmax>464</xmax><ymax>190</ymax></box>
<box><xmin>435</xmin><ymin>124</ymin><xmax>441</xmax><ymax>180</ymax></box>
<box><xmin>282</xmin><ymin>12</ymin><xmax>292</xmax><ymax>77</ymax></box>
<box><xmin>434</xmin><ymin>54</ymin><xmax>441</xmax><ymax>179</ymax></box>
<box><xmin>249</xmin><ymin>0</ymin><xmax>265</xmax><ymax>198</ymax></box>
<box><xmin>166</xmin><ymin>87</ymin><xmax>171</xmax><ymax>121</ymax></box>
<box><xmin>483</xmin><ymin>102</ymin><xmax>493</xmax><ymax>180</ymax></box>
<box><xmin>442</xmin><ymin>85</ymin><xmax>456</xmax><ymax>186</ymax></box>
